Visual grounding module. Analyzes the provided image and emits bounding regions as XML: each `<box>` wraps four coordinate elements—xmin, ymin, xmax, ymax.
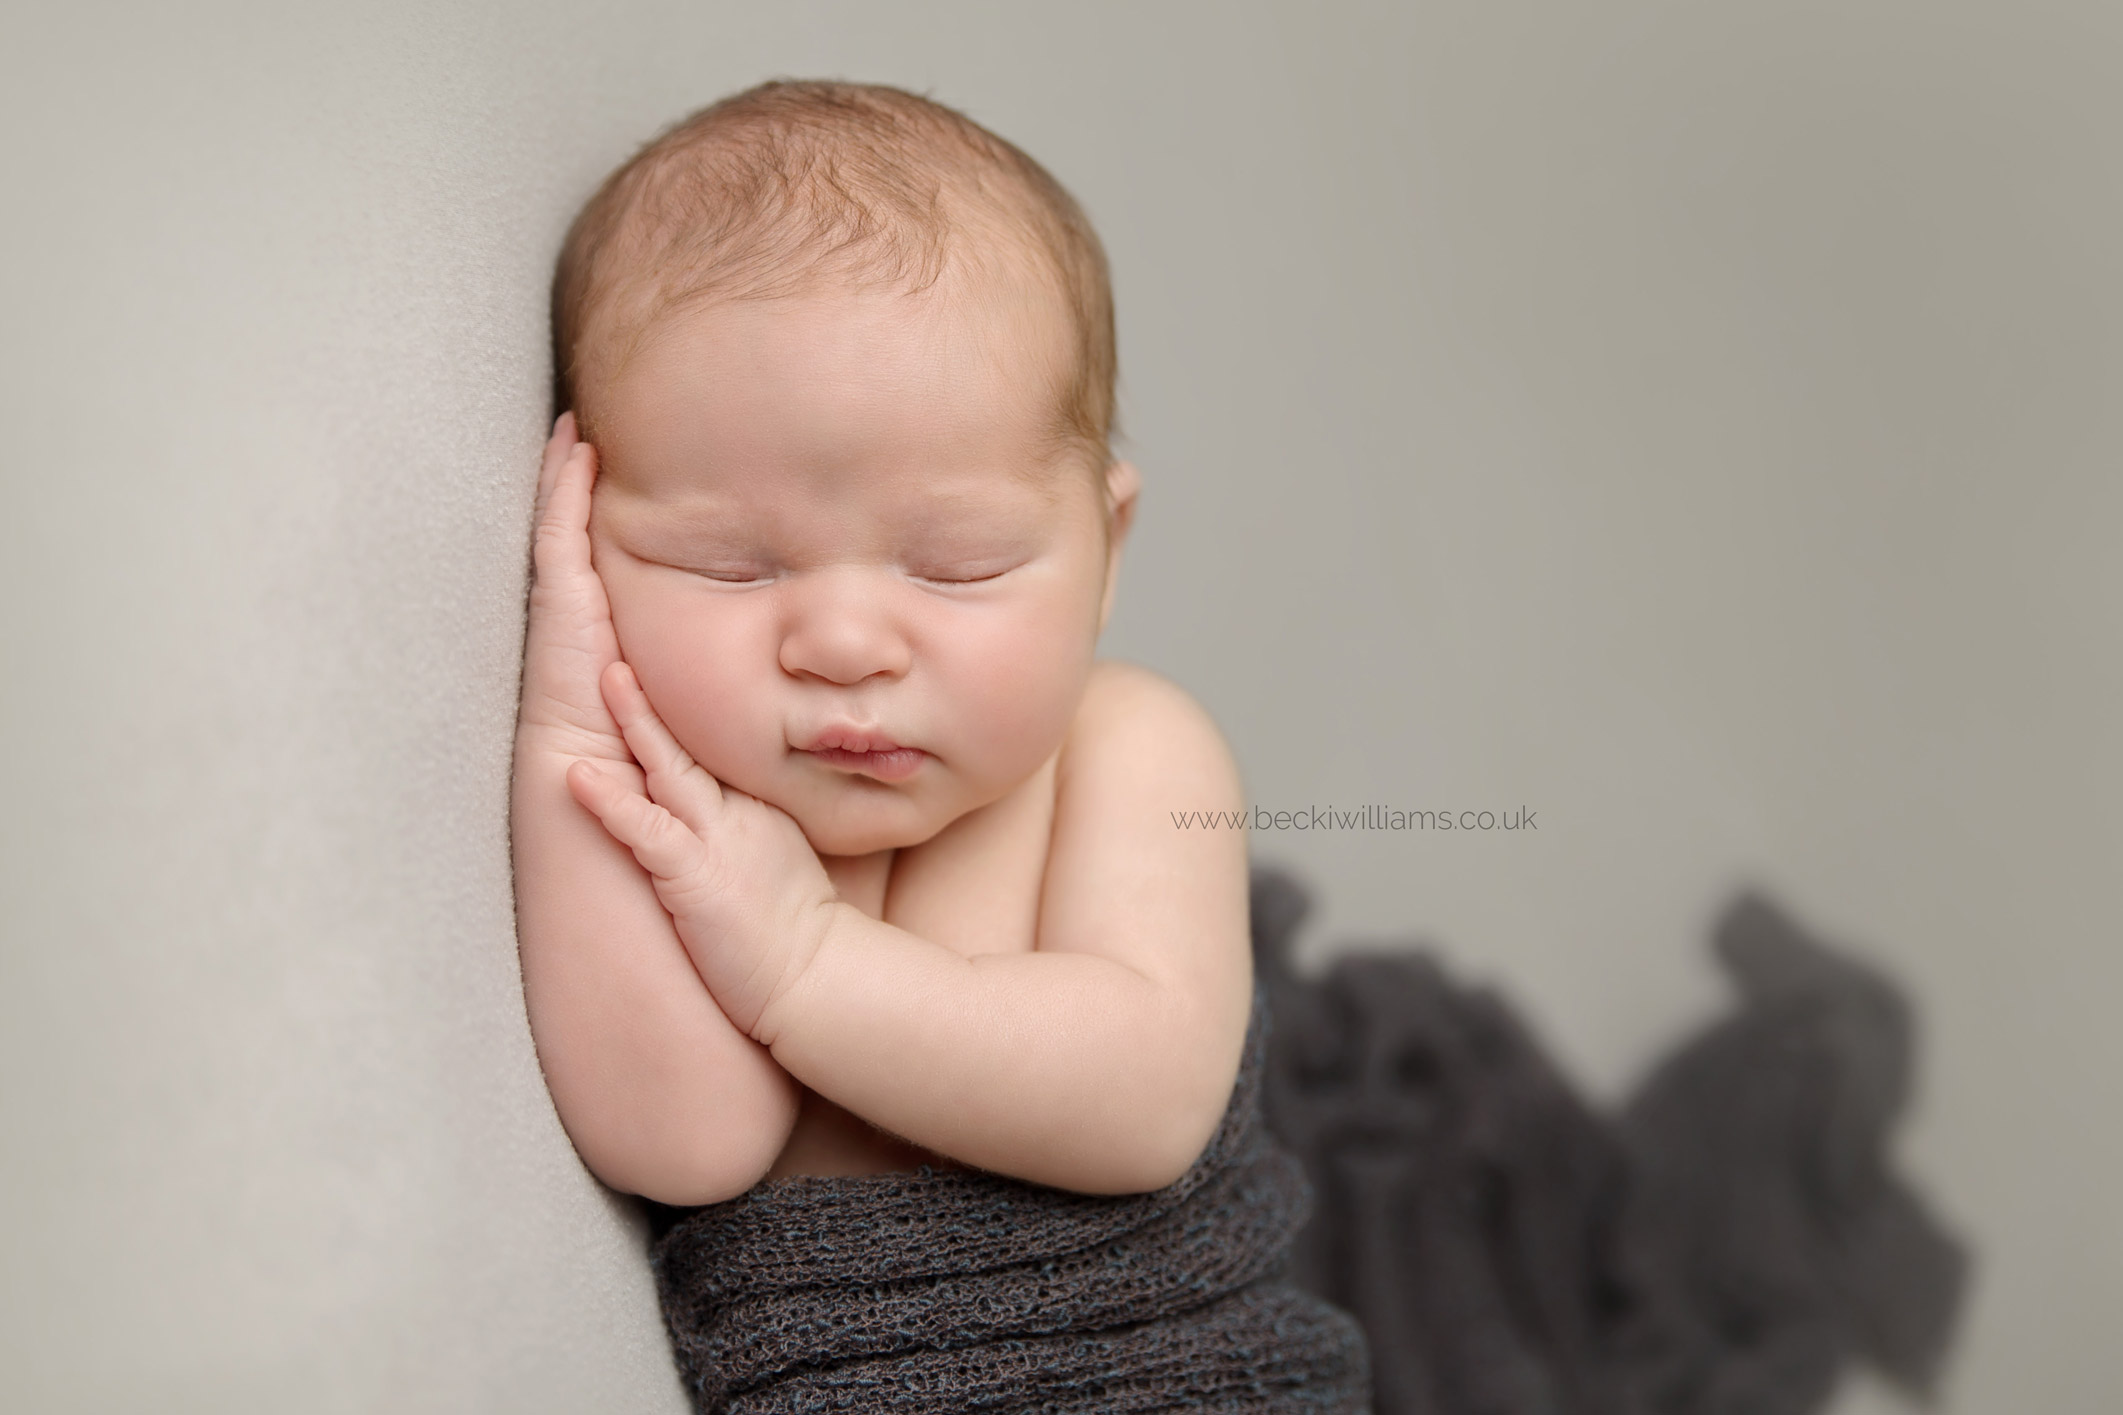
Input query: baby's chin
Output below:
<box><xmin>793</xmin><ymin>808</ymin><xmax>950</xmax><ymax>859</ymax></box>
<box><xmin>764</xmin><ymin>781</ymin><xmax>956</xmax><ymax>859</ymax></box>
<box><xmin>744</xmin><ymin>753</ymin><xmax>1045</xmax><ymax>858</ymax></box>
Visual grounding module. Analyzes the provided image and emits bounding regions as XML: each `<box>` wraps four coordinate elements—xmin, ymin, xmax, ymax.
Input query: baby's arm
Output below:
<box><xmin>513</xmin><ymin>418</ymin><xmax>798</xmax><ymax>1205</ymax></box>
<box><xmin>727</xmin><ymin>663</ymin><xmax>1254</xmax><ymax>1195</ymax></box>
<box><xmin>569</xmin><ymin>617</ymin><xmax>1250</xmax><ymax>1195</ymax></box>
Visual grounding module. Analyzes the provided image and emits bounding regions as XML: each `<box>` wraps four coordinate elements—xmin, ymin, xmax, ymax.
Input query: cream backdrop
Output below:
<box><xmin>2</xmin><ymin>2</ymin><xmax>2116</xmax><ymax>1411</ymax></box>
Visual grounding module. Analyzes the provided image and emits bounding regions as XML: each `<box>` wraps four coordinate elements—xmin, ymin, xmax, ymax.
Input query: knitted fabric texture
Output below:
<box><xmin>648</xmin><ymin>984</ymin><xmax>1372</xmax><ymax>1413</ymax></box>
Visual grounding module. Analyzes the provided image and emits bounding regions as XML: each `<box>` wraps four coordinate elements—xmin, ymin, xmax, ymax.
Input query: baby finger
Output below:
<box><xmin>532</xmin><ymin>443</ymin><xmax>599</xmax><ymax>589</ymax></box>
<box><xmin>565</xmin><ymin>759</ymin><xmax>709</xmax><ymax>886</ymax></box>
<box><xmin>601</xmin><ymin>661</ymin><xmax>725</xmax><ymax>830</ymax></box>
<box><xmin>533</xmin><ymin>412</ymin><xmax>575</xmax><ymax>521</ymax></box>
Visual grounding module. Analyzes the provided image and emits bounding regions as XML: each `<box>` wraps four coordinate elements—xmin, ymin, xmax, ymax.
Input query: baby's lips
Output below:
<box><xmin>805</xmin><ymin>746</ymin><xmax>927</xmax><ymax>783</ymax></box>
<box><xmin>802</xmin><ymin>724</ymin><xmax>908</xmax><ymax>754</ymax></box>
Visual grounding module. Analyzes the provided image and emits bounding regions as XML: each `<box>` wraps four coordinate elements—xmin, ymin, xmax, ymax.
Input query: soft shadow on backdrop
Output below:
<box><xmin>1</xmin><ymin>3</ymin><xmax>2115</xmax><ymax>1411</ymax></box>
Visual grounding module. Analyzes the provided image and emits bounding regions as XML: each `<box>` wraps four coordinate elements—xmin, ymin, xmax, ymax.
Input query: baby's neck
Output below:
<box><xmin>819</xmin><ymin>849</ymin><xmax>897</xmax><ymax>920</ymax></box>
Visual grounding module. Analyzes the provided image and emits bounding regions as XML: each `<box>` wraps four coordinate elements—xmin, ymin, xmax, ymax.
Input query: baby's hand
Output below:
<box><xmin>519</xmin><ymin>414</ymin><xmax>629</xmax><ymax>764</ymax></box>
<box><xmin>566</xmin><ymin>661</ymin><xmax>841</xmax><ymax>1041</ymax></box>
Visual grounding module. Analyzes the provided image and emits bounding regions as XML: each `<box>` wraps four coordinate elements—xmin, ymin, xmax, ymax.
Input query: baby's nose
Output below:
<box><xmin>777</xmin><ymin>570</ymin><xmax>913</xmax><ymax>685</ymax></box>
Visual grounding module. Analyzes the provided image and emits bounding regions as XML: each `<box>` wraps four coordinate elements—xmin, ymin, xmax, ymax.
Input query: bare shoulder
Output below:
<box><xmin>1041</xmin><ymin>657</ymin><xmax>1251</xmax><ymax>1047</ymax></box>
<box><xmin>1041</xmin><ymin>660</ymin><xmax>1254</xmax><ymax>1171</ymax></box>
<box><xmin>1060</xmin><ymin>659</ymin><xmax>1244</xmax><ymax>800</ymax></box>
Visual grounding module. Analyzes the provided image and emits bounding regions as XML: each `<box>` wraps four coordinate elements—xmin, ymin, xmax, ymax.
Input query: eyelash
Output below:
<box><xmin>915</xmin><ymin>568</ymin><xmax>1010</xmax><ymax>586</ymax></box>
<box><xmin>683</xmin><ymin>566</ymin><xmax>1013</xmax><ymax>586</ymax></box>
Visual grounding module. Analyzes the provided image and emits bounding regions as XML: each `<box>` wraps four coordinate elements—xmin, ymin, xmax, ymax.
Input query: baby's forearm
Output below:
<box><xmin>513</xmin><ymin>739</ymin><xmax>798</xmax><ymax>1204</ymax></box>
<box><xmin>754</xmin><ymin>908</ymin><xmax>1231</xmax><ymax>1194</ymax></box>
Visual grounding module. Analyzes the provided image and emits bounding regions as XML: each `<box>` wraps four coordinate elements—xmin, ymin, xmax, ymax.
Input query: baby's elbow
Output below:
<box><xmin>573</xmin><ymin>1098</ymin><xmax>794</xmax><ymax>1208</ymax></box>
<box><xmin>1089</xmin><ymin>1092</ymin><xmax>1222</xmax><ymax>1196</ymax></box>
<box><xmin>626</xmin><ymin>1161</ymin><xmax>764</xmax><ymax>1209</ymax></box>
<box><xmin>1136</xmin><ymin>1107</ymin><xmax>1221</xmax><ymax>1194</ymax></box>
<box><xmin>615</xmin><ymin>1137</ymin><xmax>781</xmax><ymax>1204</ymax></box>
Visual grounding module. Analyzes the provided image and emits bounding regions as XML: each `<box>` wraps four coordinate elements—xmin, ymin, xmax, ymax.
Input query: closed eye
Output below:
<box><xmin>914</xmin><ymin>566</ymin><xmax>1015</xmax><ymax>586</ymax></box>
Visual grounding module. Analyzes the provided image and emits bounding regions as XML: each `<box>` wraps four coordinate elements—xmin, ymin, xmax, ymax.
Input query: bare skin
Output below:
<box><xmin>511</xmin><ymin>272</ymin><xmax>1253</xmax><ymax>1204</ymax></box>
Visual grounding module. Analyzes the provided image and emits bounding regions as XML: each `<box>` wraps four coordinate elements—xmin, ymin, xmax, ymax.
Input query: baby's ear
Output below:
<box><xmin>1102</xmin><ymin>459</ymin><xmax>1141</xmax><ymax>545</ymax></box>
<box><xmin>1097</xmin><ymin>460</ymin><xmax>1141</xmax><ymax>634</ymax></box>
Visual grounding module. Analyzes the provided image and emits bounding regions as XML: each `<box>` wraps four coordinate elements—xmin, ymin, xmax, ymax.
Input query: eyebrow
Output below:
<box><xmin>909</xmin><ymin>477</ymin><xmax>1061</xmax><ymax>516</ymax></box>
<box><xmin>622</xmin><ymin>471</ymin><xmax>1066</xmax><ymax>523</ymax></box>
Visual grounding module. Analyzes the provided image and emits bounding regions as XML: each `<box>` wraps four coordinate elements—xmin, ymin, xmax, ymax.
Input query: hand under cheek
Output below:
<box><xmin>563</xmin><ymin>660</ymin><xmax>840</xmax><ymax>1043</ymax></box>
<box><xmin>604</xmin><ymin>581</ymin><xmax>787</xmax><ymax>790</ymax></box>
<box><xmin>625</xmin><ymin>652</ymin><xmax>779</xmax><ymax>793</ymax></box>
<box><xmin>667</xmin><ymin>708</ymin><xmax>788</xmax><ymax>808</ymax></box>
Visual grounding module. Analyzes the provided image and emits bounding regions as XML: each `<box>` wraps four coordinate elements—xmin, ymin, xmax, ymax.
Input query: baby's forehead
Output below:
<box><xmin>590</xmin><ymin>268</ymin><xmax>1078</xmax><ymax>483</ymax></box>
<box><xmin>591</xmin><ymin>286</ymin><xmax>1093</xmax><ymax>512</ymax></box>
<box><xmin>666</xmin><ymin>460</ymin><xmax>1079</xmax><ymax>521</ymax></box>
<box><xmin>596</xmin><ymin>208</ymin><xmax>1066</xmax><ymax>364</ymax></box>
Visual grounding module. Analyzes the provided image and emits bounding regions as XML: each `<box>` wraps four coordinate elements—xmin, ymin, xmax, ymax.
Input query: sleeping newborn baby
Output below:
<box><xmin>510</xmin><ymin>80</ymin><xmax>1255</xmax><ymax>1206</ymax></box>
<box><xmin>512</xmin><ymin>82</ymin><xmax>1371</xmax><ymax>1411</ymax></box>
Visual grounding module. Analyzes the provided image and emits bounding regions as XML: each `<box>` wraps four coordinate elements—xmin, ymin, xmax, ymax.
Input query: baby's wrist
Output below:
<box><xmin>751</xmin><ymin>897</ymin><xmax>863</xmax><ymax>1050</ymax></box>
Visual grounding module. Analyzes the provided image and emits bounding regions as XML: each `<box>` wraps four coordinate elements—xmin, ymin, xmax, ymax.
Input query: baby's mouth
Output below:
<box><xmin>804</xmin><ymin>746</ymin><xmax>928</xmax><ymax>782</ymax></box>
<box><xmin>798</xmin><ymin>725</ymin><xmax>926</xmax><ymax>782</ymax></box>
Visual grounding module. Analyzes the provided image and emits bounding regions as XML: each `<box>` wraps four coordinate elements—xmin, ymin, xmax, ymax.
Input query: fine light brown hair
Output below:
<box><xmin>552</xmin><ymin>79</ymin><xmax>1118</xmax><ymax>473</ymax></box>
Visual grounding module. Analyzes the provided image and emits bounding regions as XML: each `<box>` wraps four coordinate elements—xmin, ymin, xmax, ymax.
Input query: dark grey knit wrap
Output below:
<box><xmin>648</xmin><ymin>985</ymin><xmax>1372</xmax><ymax>1413</ymax></box>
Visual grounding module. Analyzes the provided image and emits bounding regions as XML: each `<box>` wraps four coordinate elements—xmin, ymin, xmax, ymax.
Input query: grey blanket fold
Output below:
<box><xmin>647</xmin><ymin>983</ymin><xmax>1373</xmax><ymax>1414</ymax></box>
<box><xmin>1248</xmin><ymin>866</ymin><xmax>1970</xmax><ymax>1415</ymax></box>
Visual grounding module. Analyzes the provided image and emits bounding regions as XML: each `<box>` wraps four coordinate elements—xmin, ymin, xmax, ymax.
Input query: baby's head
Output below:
<box><xmin>553</xmin><ymin>80</ymin><xmax>1138</xmax><ymax>857</ymax></box>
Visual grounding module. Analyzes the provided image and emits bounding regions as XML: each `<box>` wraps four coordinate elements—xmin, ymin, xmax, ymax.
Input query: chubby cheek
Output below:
<box><xmin>604</xmin><ymin>577</ymin><xmax>783</xmax><ymax>792</ymax></box>
<box><xmin>938</xmin><ymin>593</ymin><xmax>1097</xmax><ymax>792</ymax></box>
